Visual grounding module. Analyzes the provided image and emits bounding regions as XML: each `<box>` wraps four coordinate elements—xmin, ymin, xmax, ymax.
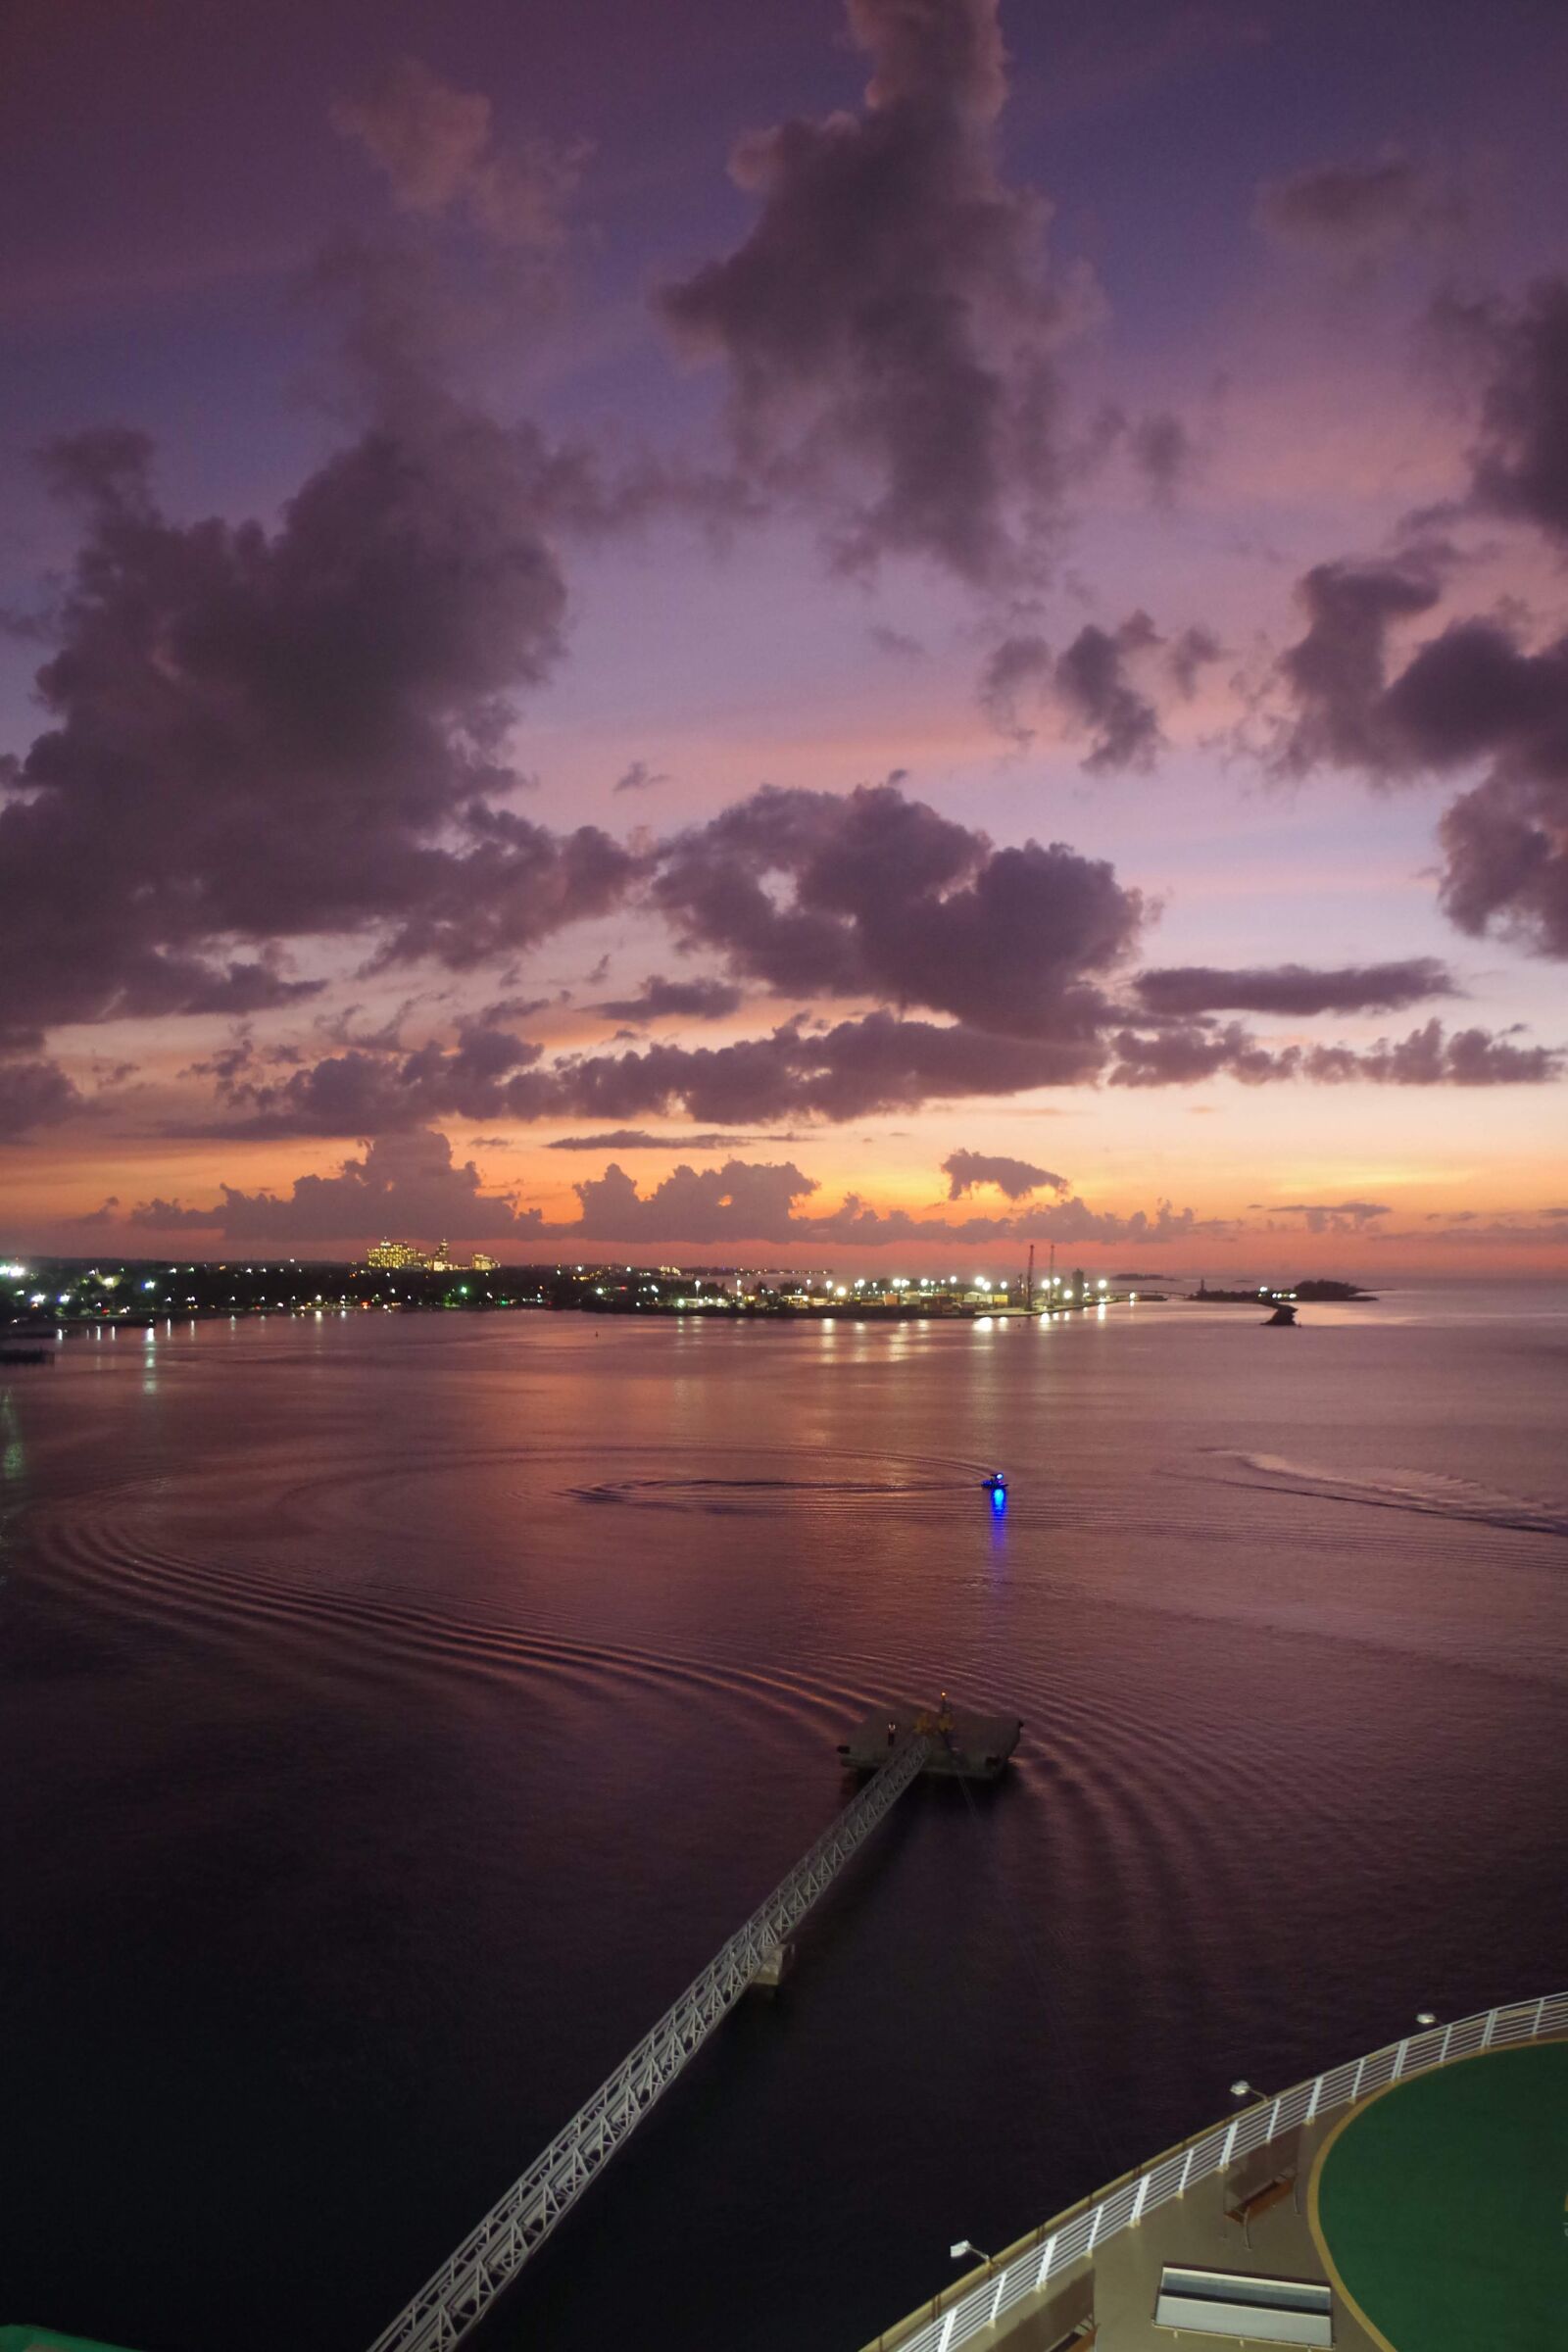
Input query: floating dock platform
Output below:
<box><xmin>838</xmin><ymin>1702</ymin><xmax>1021</xmax><ymax>1780</ymax></box>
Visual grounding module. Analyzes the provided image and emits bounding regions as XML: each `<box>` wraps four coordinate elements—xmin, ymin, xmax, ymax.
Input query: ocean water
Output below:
<box><xmin>2</xmin><ymin>1288</ymin><xmax>1565</xmax><ymax>2350</ymax></box>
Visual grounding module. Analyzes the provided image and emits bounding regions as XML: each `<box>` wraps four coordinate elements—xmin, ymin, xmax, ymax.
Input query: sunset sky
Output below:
<box><xmin>3</xmin><ymin>0</ymin><xmax>1565</xmax><ymax>1272</ymax></box>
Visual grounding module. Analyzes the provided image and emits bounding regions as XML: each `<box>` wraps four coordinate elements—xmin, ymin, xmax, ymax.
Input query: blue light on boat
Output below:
<box><xmin>988</xmin><ymin>1473</ymin><xmax>1007</xmax><ymax>1511</ymax></box>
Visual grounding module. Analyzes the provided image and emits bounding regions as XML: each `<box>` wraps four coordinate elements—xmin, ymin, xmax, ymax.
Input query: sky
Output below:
<box><xmin>2</xmin><ymin>0</ymin><xmax>1565</xmax><ymax>1274</ymax></box>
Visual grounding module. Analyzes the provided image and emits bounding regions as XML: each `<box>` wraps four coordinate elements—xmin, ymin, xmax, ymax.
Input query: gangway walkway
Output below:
<box><xmin>365</xmin><ymin>1732</ymin><xmax>934</xmax><ymax>2352</ymax></box>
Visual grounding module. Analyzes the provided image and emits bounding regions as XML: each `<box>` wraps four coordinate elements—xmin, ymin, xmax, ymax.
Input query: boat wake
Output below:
<box><xmin>1200</xmin><ymin>1450</ymin><xmax>1568</xmax><ymax>1540</ymax></box>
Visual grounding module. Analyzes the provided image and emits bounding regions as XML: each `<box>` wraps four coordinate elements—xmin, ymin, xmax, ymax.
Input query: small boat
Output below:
<box><xmin>985</xmin><ymin>1471</ymin><xmax>1008</xmax><ymax>1505</ymax></box>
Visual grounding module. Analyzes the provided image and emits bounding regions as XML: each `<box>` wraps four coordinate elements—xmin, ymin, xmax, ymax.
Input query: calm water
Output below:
<box><xmin>3</xmin><ymin>1291</ymin><xmax>1565</xmax><ymax>2350</ymax></box>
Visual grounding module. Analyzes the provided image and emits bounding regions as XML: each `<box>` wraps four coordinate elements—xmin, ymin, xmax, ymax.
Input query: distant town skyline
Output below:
<box><xmin>3</xmin><ymin>0</ymin><xmax>1565</xmax><ymax>1273</ymax></box>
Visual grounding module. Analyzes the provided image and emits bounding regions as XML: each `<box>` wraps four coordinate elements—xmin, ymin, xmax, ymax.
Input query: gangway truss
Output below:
<box><xmin>364</xmin><ymin>1732</ymin><xmax>934</xmax><ymax>2352</ymax></box>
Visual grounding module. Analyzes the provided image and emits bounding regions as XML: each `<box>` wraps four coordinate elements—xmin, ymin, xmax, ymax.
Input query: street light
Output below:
<box><xmin>951</xmin><ymin>2240</ymin><xmax>992</xmax><ymax>2270</ymax></box>
<box><xmin>1230</xmin><ymin>2079</ymin><xmax>1266</xmax><ymax>2102</ymax></box>
<box><xmin>1415</xmin><ymin>2010</ymin><xmax>1438</xmax><ymax>2028</ymax></box>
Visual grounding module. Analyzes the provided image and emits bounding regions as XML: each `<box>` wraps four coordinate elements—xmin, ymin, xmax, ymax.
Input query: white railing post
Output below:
<box><xmin>1532</xmin><ymin>1995</ymin><xmax>1546</xmax><ymax>2036</ymax></box>
<box><xmin>1438</xmin><ymin>2023</ymin><xmax>1452</xmax><ymax>2062</ymax></box>
<box><xmin>989</xmin><ymin>2276</ymin><xmax>1005</xmax><ymax>2323</ymax></box>
<box><xmin>1349</xmin><ymin>2054</ymin><xmax>1366</xmax><ymax>2100</ymax></box>
<box><xmin>1219</xmin><ymin>2117</ymin><xmax>1240</xmax><ymax>2167</ymax></box>
<box><xmin>1482</xmin><ymin>2008</ymin><xmax>1497</xmax><ymax>2049</ymax></box>
<box><xmin>1391</xmin><ymin>2036</ymin><xmax>1409</xmax><ymax>2082</ymax></box>
<box><xmin>1130</xmin><ymin>2173</ymin><xmax>1151</xmax><ymax>2225</ymax></box>
<box><xmin>1304</xmin><ymin>2073</ymin><xmax>1323</xmax><ymax>2124</ymax></box>
<box><xmin>1177</xmin><ymin>2146</ymin><xmax>1195</xmax><ymax>2193</ymax></box>
<box><xmin>1035</xmin><ymin>2232</ymin><xmax>1057</xmax><ymax>2289</ymax></box>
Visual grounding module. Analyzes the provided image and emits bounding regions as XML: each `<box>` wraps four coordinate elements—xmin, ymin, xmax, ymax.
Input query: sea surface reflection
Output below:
<box><xmin>2</xmin><ymin>1290</ymin><xmax>1565</xmax><ymax>2350</ymax></box>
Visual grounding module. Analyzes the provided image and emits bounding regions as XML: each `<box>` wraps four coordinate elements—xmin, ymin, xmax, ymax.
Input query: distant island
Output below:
<box><xmin>1188</xmin><ymin>1278</ymin><xmax>1376</xmax><ymax>1303</ymax></box>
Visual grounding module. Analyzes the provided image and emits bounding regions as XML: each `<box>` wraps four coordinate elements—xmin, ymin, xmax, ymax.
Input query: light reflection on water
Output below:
<box><xmin>0</xmin><ymin>1288</ymin><xmax>1564</xmax><ymax>2352</ymax></box>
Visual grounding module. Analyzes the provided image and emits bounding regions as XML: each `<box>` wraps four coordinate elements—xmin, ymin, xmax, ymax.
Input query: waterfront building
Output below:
<box><xmin>470</xmin><ymin>1252</ymin><xmax>500</xmax><ymax>1273</ymax></box>
<box><xmin>366</xmin><ymin>1240</ymin><xmax>424</xmax><ymax>1270</ymax></box>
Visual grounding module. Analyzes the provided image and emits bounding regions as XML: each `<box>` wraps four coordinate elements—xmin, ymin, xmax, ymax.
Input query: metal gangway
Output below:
<box><xmin>365</xmin><ymin>1732</ymin><xmax>933</xmax><ymax>2352</ymax></box>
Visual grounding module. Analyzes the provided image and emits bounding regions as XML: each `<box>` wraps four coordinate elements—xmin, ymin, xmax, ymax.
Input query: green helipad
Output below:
<box><xmin>1310</xmin><ymin>2040</ymin><xmax>1568</xmax><ymax>2352</ymax></box>
<box><xmin>0</xmin><ymin>2332</ymin><xmax>144</xmax><ymax>2352</ymax></box>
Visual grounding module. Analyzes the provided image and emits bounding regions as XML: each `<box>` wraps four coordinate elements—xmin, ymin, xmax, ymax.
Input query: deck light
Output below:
<box><xmin>1229</xmin><ymin>2079</ymin><xmax>1265</xmax><ymax>2101</ymax></box>
<box><xmin>1415</xmin><ymin>2010</ymin><xmax>1438</xmax><ymax>2027</ymax></box>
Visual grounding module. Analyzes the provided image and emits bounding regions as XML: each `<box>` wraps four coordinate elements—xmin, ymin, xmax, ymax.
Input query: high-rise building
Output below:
<box><xmin>470</xmin><ymin>1251</ymin><xmax>500</xmax><ymax>1272</ymax></box>
<box><xmin>366</xmin><ymin>1239</ymin><xmax>424</xmax><ymax>1269</ymax></box>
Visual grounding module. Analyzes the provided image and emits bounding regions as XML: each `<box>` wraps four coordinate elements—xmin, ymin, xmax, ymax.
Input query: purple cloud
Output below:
<box><xmin>656</xmin><ymin>0</ymin><xmax>1084</xmax><ymax>584</ymax></box>
<box><xmin>943</xmin><ymin>1149</ymin><xmax>1066</xmax><ymax>1200</ymax></box>
<box><xmin>593</xmin><ymin>974</ymin><xmax>743</xmax><ymax>1023</ymax></box>
<box><xmin>1134</xmin><ymin>958</ymin><xmax>1455</xmax><ymax>1016</ymax></box>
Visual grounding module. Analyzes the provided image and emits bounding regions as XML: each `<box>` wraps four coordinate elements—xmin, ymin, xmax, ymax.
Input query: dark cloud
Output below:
<box><xmin>545</xmin><ymin>1129</ymin><xmax>800</xmax><ymax>1152</ymax></box>
<box><xmin>0</xmin><ymin>1055</ymin><xmax>81</xmax><ymax>1139</ymax></box>
<box><xmin>3</xmin><ymin>416</ymin><xmax>638</xmax><ymax>1036</ymax></box>
<box><xmin>1452</xmin><ymin>276</ymin><xmax>1568</xmax><ymax>544</ymax></box>
<box><xmin>1348</xmin><ymin>1018</ymin><xmax>1560</xmax><ymax>1086</ymax></box>
<box><xmin>594</xmin><ymin>974</ymin><xmax>743</xmax><ymax>1024</ymax></box>
<box><xmin>1055</xmin><ymin>612</ymin><xmax>1162</xmax><ymax>772</ymax></box>
<box><xmin>1109</xmin><ymin>1017</ymin><xmax>1559</xmax><ymax>1088</ymax></box>
<box><xmin>978</xmin><ymin>633</ymin><xmax>1052</xmax><ymax>740</ymax></box>
<box><xmin>943</xmin><ymin>1148</ymin><xmax>1065</xmax><ymax>1200</ymax></box>
<box><xmin>1255</xmin><ymin>155</ymin><xmax>1454</xmax><ymax>260</ymax></box>
<box><xmin>1167</xmin><ymin>624</ymin><xmax>1223</xmax><ymax>699</ymax></box>
<box><xmin>1259</xmin><ymin>1199</ymin><xmax>1391</xmax><ymax>1232</ymax></box>
<box><xmin>568</xmin><ymin>1157</ymin><xmax>818</xmax><ymax>1243</ymax></box>
<box><xmin>521</xmin><ymin>1011</ymin><xmax>1107</xmax><ymax>1127</ymax></box>
<box><xmin>331</xmin><ymin>57</ymin><xmax>584</xmax><ymax>248</ymax></box>
<box><xmin>1277</xmin><ymin>574</ymin><xmax>1568</xmax><ymax>953</ymax></box>
<box><xmin>199</xmin><ymin>1023</ymin><xmax>545</xmax><ymax>1137</ymax></box>
<box><xmin>129</xmin><ymin>1127</ymin><xmax>541</xmax><ymax>1246</ymax></box>
<box><xmin>612</xmin><ymin>760</ymin><xmax>669</xmax><ymax>794</ymax></box>
<box><xmin>657</xmin><ymin>0</ymin><xmax>1085</xmax><ymax>584</ymax></box>
<box><xmin>1134</xmin><ymin>957</ymin><xmax>1455</xmax><ymax>1016</ymax></box>
<box><xmin>1274</xmin><ymin>558</ymin><xmax>1442</xmax><ymax>774</ymax></box>
<box><xmin>652</xmin><ymin>780</ymin><xmax>1144</xmax><ymax>1038</ymax></box>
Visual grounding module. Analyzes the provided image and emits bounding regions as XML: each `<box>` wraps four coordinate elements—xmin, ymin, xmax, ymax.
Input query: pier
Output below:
<box><xmin>364</xmin><ymin>1718</ymin><xmax>973</xmax><ymax>2352</ymax></box>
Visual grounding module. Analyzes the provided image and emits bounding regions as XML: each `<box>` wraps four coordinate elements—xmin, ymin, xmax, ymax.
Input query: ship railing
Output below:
<box><xmin>870</xmin><ymin>1989</ymin><xmax>1568</xmax><ymax>2352</ymax></box>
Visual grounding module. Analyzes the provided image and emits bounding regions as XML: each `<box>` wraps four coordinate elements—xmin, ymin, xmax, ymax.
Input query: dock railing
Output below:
<box><xmin>865</xmin><ymin>1988</ymin><xmax>1568</xmax><ymax>2352</ymax></box>
<box><xmin>366</xmin><ymin>1732</ymin><xmax>933</xmax><ymax>2352</ymax></box>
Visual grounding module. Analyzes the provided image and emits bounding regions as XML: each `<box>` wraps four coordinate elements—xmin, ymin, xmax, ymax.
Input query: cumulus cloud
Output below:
<box><xmin>1275</xmin><ymin>563</ymin><xmax>1568</xmax><ymax>954</ymax></box>
<box><xmin>566</xmin><ymin>1157</ymin><xmax>1218</xmax><ymax>1247</ymax></box>
<box><xmin>657</xmin><ymin>0</ymin><xmax>1090</xmax><ymax>584</ymax></box>
<box><xmin>651</xmin><ymin>779</ymin><xmax>1144</xmax><ymax>1037</ymax></box>
<box><xmin>1108</xmin><ymin>1017</ymin><xmax>1559</xmax><ymax>1088</ymax></box>
<box><xmin>2</xmin><ymin>419</ymin><xmax>638</xmax><ymax>1037</ymax></box>
<box><xmin>1134</xmin><ymin>958</ymin><xmax>1455</xmax><ymax>1016</ymax></box>
<box><xmin>332</xmin><ymin>57</ymin><xmax>584</xmax><ymax>248</ymax></box>
<box><xmin>943</xmin><ymin>1148</ymin><xmax>1065</xmax><ymax>1200</ymax></box>
<box><xmin>568</xmin><ymin>1157</ymin><xmax>818</xmax><ymax>1242</ymax></box>
<box><xmin>594</xmin><ymin>975</ymin><xmax>743</xmax><ymax>1023</ymax></box>
<box><xmin>128</xmin><ymin>1127</ymin><xmax>542</xmax><ymax>1245</ymax></box>
<box><xmin>1255</xmin><ymin>155</ymin><xmax>1455</xmax><ymax>261</ymax></box>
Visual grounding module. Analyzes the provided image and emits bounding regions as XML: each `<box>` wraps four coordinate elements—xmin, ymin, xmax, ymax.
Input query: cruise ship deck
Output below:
<box><xmin>860</xmin><ymin>1994</ymin><xmax>1566</xmax><ymax>2352</ymax></box>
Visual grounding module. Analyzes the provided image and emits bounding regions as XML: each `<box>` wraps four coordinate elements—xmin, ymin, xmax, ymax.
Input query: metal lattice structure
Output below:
<box><xmin>366</xmin><ymin>1733</ymin><xmax>933</xmax><ymax>2352</ymax></box>
<box><xmin>872</xmin><ymin>1988</ymin><xmax>1568</xmax><ymax>2352</ymax></box>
